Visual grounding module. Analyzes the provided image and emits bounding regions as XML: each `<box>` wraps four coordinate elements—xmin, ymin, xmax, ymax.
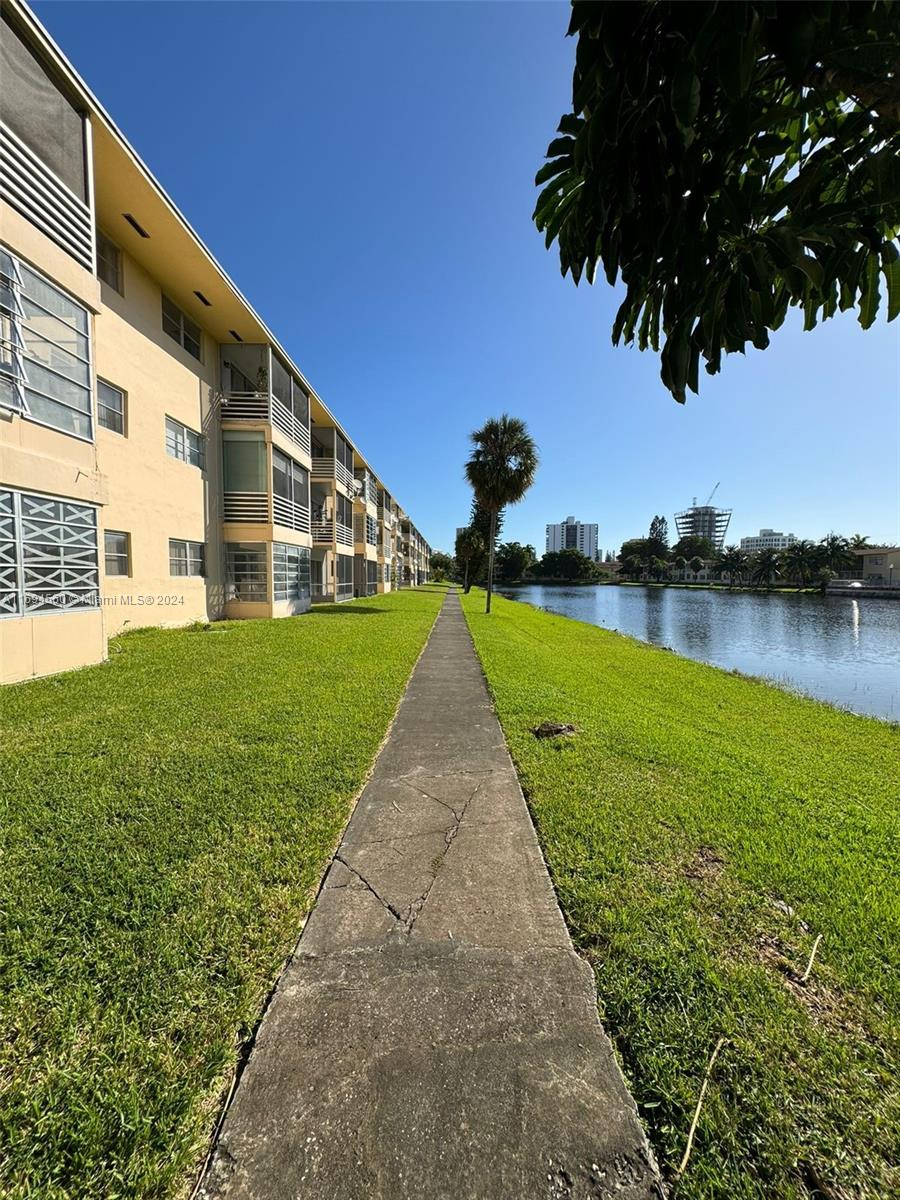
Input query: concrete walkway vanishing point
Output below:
<box><xmin>200</xmin><ymin>590</ymin><xmax>663</xmax><ymax>1200</ymax></box>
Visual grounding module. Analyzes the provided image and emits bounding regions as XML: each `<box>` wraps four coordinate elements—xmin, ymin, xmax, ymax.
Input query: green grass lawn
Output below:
<box><xmin>0</xmin><ymin>588</ymin><xmax>444</xmax><ymax>1199</ymax></box>
<box><xmin>461</xmin><ymin>590</ymin><xmax>899</xmax><ymax>1200</ymax></box>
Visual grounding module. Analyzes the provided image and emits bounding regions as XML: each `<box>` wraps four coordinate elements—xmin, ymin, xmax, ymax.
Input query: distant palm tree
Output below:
<box><xmin>673</xmin><ymin>554</ymin><xmax>687</xmax><ymax>580</ymax></box>
<box><xmin>649</xmin><ymin>555</ymin><xmax>668</xmax><ymax>582</ymax></box>
<box><xmin>689</xmin><ymin>555</ymin><xmax>704</xmax><ymax>581</ymax></box>
<box><xmin>750</xmin><ymin>548</ymin><xmax>781</xmax><ymax>588</ymax></box>
<box><xmin>783</xmin><ymin>539</ymin><xmax>818</xmax><ymax>588</ymax></box>
<box><xmin>465</xmin><ymin>415</ymin><xmax>538</xmax><ymax>613</ymax></box>
<box><xmin>454</xmin><ymin>526</ymin><xmax>484</xmax><ymax>595</ymax></box>
<box><xmin>819</xmin><ymin>532</ymin><xmax>855</xmax><ymax>576</ymax></box>
<box><xmin>850</xmin><ymin>533</ymin><xmax>870</xmax><ymax>551</ymax></box>
<box><xmin>715</xmin><ymin>545</ymin><xmax>748</xmax><ymax>588</ymax></box>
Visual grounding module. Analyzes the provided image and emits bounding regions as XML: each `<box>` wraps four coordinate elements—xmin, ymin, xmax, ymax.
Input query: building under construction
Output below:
<box><xmin>674</xmin><ymin>499</ymin><xmax>732</xmax><ymax>550</ymax></box>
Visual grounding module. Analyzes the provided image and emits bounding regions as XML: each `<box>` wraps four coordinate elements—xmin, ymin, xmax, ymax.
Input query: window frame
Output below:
<box><xmin>104</xmin><ymin>529</ymin><xmax>130</xmax><ymax>577</ymax></box>
<box><xmin>97</xmin><ymin>378</ymin><xmax>126</xmax><ymax>435</ymax></box>
<box><xmin>96</xmin><ymin>231</ymin><xmax>123</xmax><ymax>294</ymax></box>
<box><xmin>0</xmin><ymin>487</ymin><xmax>99</xmax><ymax>617</ymax></box>
<box><xmin>161</xmin><ymin>294</ymin><xmax>202</xmax><ymax>361</ymax></box>
<box><xmin>165</xmin><ymin>415</ymin><xmax>205</xmax><ymax>470</ymax></box>
<box><xmin>0</xmin><ymin>245</ymin><xmax>94</xmax><ymax>442</ymax></box>
<box><xmin>168</xmin><ymin>538</ymin><xmax>205</xmax><ymax>578</ymax></box>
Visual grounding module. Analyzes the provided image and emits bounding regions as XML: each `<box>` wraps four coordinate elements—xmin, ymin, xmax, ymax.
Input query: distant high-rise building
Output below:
<box><xmin>545</xmin><ymin>516</ymin><xmax>599</xmax><ymax>561</ymax></box>
<box><xmin>740</xmin><ymin>529</ymin><xmax>797</xmax><ymax>553</ymax></box>
<box><xmin>674</xmin><ymin>500</ymin><xmax>732</xmax><ymax>551</ymax></box>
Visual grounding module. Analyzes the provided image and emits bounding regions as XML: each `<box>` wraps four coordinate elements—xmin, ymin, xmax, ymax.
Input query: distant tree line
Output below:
<box><xmin>618</xmin><ymin>516</ymin><xmax>871</xmax><ymax>590</ymax></box>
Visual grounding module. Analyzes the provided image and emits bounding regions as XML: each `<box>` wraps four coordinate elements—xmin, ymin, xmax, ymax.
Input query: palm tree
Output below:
<box><xmin>454</xmin><ymin>526</ymin><xmax>484</xmax><ymax>595</ymax></box>
<box><xmin>648</xmin><ymin>555</ymin><xmax>668</xmax><ymax>582</ymax></box>
<box><xmin>818</xmin><ymin>532</ymin><xmax>855</xmax><ymax>576</ymax></box>
<box><xmin>465</xmin><ymin>415</ymin><xmax>538</xmax><ymax>613</ymax></box>
<box><xmin>850</xmin><ymin>533</ymin><xmax>870</xmax><ymax>551</ymax></box>
<box><xmin>688</xmin><ymin>555</ymin><xmax>704</xmax><ymax>581</ymax></box>
<box><xmin>750</xmin><ymin>548</ymin><xmax>781</xmax><ymax>588</ymax></box>
<box><xmin>783</xmin><ymin>539</ymin><xmax>818</xmax><ymax>588</ymax></box>
<box><xmin>620</xmin><ymin>554</ymin><xmax>642</xmax><ymax>581</ymax></box>
<box><xmin>673</xmin><ymin>554</ymin><xmax>687</xmax><ymax>580</ymax></box>
<box><xmin>715</xmin><ymin>545</ymin><xmax>748</xmax><ymax>588</ymax></box>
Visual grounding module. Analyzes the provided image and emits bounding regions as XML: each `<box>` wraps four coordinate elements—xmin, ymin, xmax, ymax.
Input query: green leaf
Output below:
<box><xmin>672</xmin><ymin>64</ymin><xmax>700</xmax><ymax>130</ymax></box>
<box><xmin>881</xmin><ymin>242</ymin><xmax>900</xmax><ymax>323</ymax></box>
<box><xmin>795</xmin><ymin>254</ymin><xmax>824</xmax><ymax>288</ymax></box>
<box><xmin>859</xmin><ymin>253</ymin><xmax>880</xmax><ymax>330</ymax></box>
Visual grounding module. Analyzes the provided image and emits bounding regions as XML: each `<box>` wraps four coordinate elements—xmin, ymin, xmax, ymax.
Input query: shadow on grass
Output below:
<box><xmin>307</xmin><ymin>606</ymin><xmax>388</xmax><ymax>617</ymax></box>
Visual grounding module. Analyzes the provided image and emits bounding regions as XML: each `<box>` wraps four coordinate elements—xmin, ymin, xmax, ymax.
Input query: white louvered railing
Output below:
<box><xmin>0</xmin><ymin>122</ymin><xmax>93</xmax><ymax>271</ymax></box>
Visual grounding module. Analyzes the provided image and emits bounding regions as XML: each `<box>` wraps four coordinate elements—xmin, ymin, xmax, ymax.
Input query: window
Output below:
<box><xmin>161</xmin><ymin>294</ymin><xmax>201</xmax><ymax>360</ymax></box>
<box><xmin>0</xmin><ymin>488</ymin><xmax>99</xmax><ymax>615</ymax></box>
<box><xmin>97</xmin><ymin>379</ymin><xmax>125</xmax><ymax>434</ymax></box>
<box><xmin>226</xmin><ymin>542</ymin><xmax>267</xmax><ymax>602</ymax></box>
<box><xmin>223</xmin><ymin>431</ymin><xmax>266</xmax><ymax>491</ymax></box>
<box><xmin>96</xmin><ymin>232</ymin><xmax>122</xmax><ymax>293</ymax></box>
<box><xmin>0</xmin><ymin>246</ymin><xmax>93</xmax><ymax>439</ymax></box>
<box><xmin>166</xmin><ymin>416</ymin><xmax>204</xmax><ymax>468</ymax></box>
<box><xmin>104</xmin><ymin>530</ymin><xmax>130</xmax><ymax>576</ymax></box>
<box><xmin>272</xmin><ymin>448</ymin><xmax>309</xmax><ymax>531</ymax></box>
<box><xmin>169</xmin><ymin>539</ymin><xmax>205</xmax><ymax>577</ymax></box>
<box><xmin>273</xmin><ymin>542</ymin><xmax>310</xmax><ymax>601</ymax></box>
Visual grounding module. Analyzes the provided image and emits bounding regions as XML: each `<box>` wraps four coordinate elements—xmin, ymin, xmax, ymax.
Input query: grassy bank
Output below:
<box><xmin>0</xmin><ymin>588</ymin><xmax>444</xmax><ymax>1199</ymax></box>
<box><xmin>461</xmin><ymin>590</ymin><xmax>898</xmax><ymax>1199</ymax></box>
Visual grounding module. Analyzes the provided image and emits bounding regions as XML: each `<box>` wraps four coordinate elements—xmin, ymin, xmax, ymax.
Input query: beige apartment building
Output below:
<box><xmin>0</xmin><ymin>0</ymin><xmax>429</xmax><ymax>684</ymax></box>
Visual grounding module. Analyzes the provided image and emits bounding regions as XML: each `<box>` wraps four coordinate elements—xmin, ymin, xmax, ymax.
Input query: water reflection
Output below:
<box><xmin>502</xmin><ymin>585</ymin><xmax>900</xmax><ymax>722</ymax></box>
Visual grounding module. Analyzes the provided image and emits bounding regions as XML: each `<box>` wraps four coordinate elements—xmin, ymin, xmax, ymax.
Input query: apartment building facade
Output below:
<box><xmin>0</xmin><ymin>0</ymin><xmax>429</xmax><ymax>684</ymax></box>
<box><xmin>739</xmin><ymin>528</ymin><xmax>798</xmax><ymax>554</ymax></box>
<box><xmin>545</xmin><ymin>516</ymin><xmax>599</xmax><ymax>561</ymax></box>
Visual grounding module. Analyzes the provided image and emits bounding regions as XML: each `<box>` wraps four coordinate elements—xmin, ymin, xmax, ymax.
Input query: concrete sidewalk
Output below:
<box><xmin>200</xmin><ymin>590</ymin><xmax>662</xmax><ymax>1200</ymax></box>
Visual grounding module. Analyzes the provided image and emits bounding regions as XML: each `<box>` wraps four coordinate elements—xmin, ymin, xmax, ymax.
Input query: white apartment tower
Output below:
<box><xmin>545</xmin><ymin>516</ymin><xmax>599</xmax><ymax>561</ymax></box>
<box><xmin>739</xmin><ymin>529</ymin><xmax>798</xmax><ymax>553</ymax></box>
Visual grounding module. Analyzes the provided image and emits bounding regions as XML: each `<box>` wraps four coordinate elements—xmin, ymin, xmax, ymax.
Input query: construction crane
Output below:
<box><xmin>705</xmin><ymin>481</ymin><xmax>720</xmax><ymax>506</ymax></box>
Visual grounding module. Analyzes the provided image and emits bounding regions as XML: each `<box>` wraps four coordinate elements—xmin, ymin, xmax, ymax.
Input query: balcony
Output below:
<box><xmin>311</xmin><ymin>516</ymin><xmax>353</xmax><ymax>547</ymax></box>
<box><xmin>311</xmin><ymin>456</ymin><xmax>355</xmax><ymax>494</ymax></box>
<box><xmin>311</xmin><ymin>582</ymin><xmax>354</xmax><ymax>602</ymax></box>
<box><xmin>221</xmin><ymin>391</ymin><xmax>311</xmax><ymax>457</ymax></box>
<box><xmin>273</xmin><ymin>494</ymin><xmax>310</xmax><ymax>533</ymax></box>
<box><xmin>224</xmin><ymin>491</ymin><xmax>269</xmax><ymax>523</ymax></box>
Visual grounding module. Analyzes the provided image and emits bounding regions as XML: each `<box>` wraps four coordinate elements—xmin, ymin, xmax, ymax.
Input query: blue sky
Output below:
<box><xmin>36</xmin><ymin>1</ymin><xmax>900</xmax><ymax>555</ymax></box>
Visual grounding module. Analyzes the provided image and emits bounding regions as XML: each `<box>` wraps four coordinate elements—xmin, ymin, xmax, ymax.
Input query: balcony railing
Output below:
<box><xmin>311</xmin><ymin>456</ymin><xmax>355</xmax><ymax>493</ymax></box>
<box><xmin>273</xmin><ymin>495</ymin><xmax>311</xmax><ymax>533</ymax></box>
<box><xmin>221</xmin><ymin>391</ymin><xmax>311</xmax><ymax>457</ymax></box>
<box><xmin>224</xmin><ymin>491</ymin><xmax>270</xmax><ymax>523</ymax></box>
<box><xmin>311</xmin><ymin>517</ymin><xmax>354</xmax><ymax>547</ymax></box>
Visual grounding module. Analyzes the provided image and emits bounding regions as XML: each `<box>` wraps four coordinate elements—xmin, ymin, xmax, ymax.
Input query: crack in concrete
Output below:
<box><xmin>333</xmin><ymin>854</ymin><xmax>405</xmax><ymax>926</ymax></box>
<box><xmin>401</xmin><ymin>776</ymin><xmax>484</xmax><ymax>932</ymax></box>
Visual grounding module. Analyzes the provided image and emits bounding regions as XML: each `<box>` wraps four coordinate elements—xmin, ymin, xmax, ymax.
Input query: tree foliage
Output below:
<box><xmin>429</xmin><ymin>551</ymin><xmax>454</xmax><ymax>582</ymax></box>
<box><xmin>495</xmin><ymin>541</ymin><xmax>537</xmax><ymax>582</ymax></box>
<box><xmin>535</xmin><ymin>1</ymin><xmax>900</xmax><ymax>401</ymax></box>
<box><xmin>534</xmin><ymin>548</ymin><xmax>603</xmax><ymax>580</ymax></box>
<box><xmin>454</xmin><ymin>526</ymin><xmax>485</xmax><ymax>594</ymax></box>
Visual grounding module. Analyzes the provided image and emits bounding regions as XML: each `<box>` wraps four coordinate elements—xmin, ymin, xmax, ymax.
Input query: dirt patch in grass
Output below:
<box><xmin>683</xmin><ymin>845</ymin><xmax>726</xmax><ymax>884</ymax></box>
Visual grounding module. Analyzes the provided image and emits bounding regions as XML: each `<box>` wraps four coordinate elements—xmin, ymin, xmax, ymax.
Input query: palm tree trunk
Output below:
<box><xmin>485</xmin><ymin>509</ymin><xmax>497</xmax><ymax>614</ymax></box>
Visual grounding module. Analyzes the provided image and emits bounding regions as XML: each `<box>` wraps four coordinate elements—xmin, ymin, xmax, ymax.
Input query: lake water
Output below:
<box><xmin>499</xmin><ymin>584</ymin><xmax>900</xmax><ymax>722</ymax></box>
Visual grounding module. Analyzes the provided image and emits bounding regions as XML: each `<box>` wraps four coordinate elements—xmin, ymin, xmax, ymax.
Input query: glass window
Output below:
<box><xmin>0</xmin><ymin>246</ymin><xmax>92</xmax><ymax>439</ymax></box>
<box><xmin>169</xmin><ymin>538</ymin><xmax>204</xmax><ymax>577</ymax></box>
<box><xmin>96</xmin><ymin>232</ymin><xmax>122</xmax><ymax>293</ymax></box>
<box><xmin>273</xmin><ymin>542</ymin><xmax>310</xmax><ymax>601</ymax></box>
<box><xmin>272</xmin><ymin>448</ymin><xmax>291</xmax><ymax>500</ymax></box>
<box><xmin>98</xmin><ymin>379</ymin><xmax>125</xmax><ymax>434</ymax></box>
<box><xmin>104</xmin><ymin>530</ymin><xmax>129</xmax><ymax>576</ymax></box>
<box><xmin>165</xmin><ymin>416</ymin><xmax>204</xmax><ymax>468</ymax></box>
<box><xmin>223</xmin><ymin>432</ymin><xmax>266</xmax><ymax>491</ymax></box>
<box><xmin>226</xmin><ymin>542</ymin><xmax>267</xmax><ymax>602</ymax></box>
<box><xmin>161</xmin><ymin>294</ymin><xmax>202</xmax><ymax>361</ymax></box>
<box><xmin>291</xmin><ymin>377</ymin><xmax>309</xmax><ymax>426</ymax></box>
<box><xmin>0</xmin><ymin>489</ymin><xmax>98</xmax><ymax>614</ymax></box>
